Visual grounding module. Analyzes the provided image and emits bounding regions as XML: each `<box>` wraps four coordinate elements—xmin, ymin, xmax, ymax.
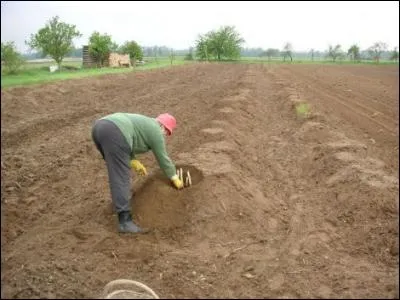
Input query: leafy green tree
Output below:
<box><xmin>1</xmin><ymin>41</ymin><xmax>25</xmax><ymax>74</ymax></box>
<box><xmin>88</xmin><ymin>32</ymin><xmax>115</xmax><ymax>67</ymax></box>
<box><xmin>195</xmin><ymin>25</ymin><xmax>244</xmax><ymax>61</ymax></box>
<box><xmin>195</xmin><ymin>34</ymin><xmax>210</xmax><ymax>61</ymax></box>
<box><xmin>347</xmin><ymin>44</ymin><xmax>361</xmax><ymax>62</ymax></box>
<box><xmin>26</xmin><ymin>16</ymin><xmax>81</xmax><ymax>71</ymax></box>
<box><xmin>367</xmin><ymin>42</ymin><xmax>388</xmax><ymax>63</ymax></box>
<box><xmin>121</xmin><ymin>41</ymin><xmax>143</xmax><ymax>65</ymax></box>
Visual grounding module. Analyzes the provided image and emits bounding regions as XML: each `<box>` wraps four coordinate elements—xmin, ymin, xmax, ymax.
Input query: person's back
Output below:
<box><xmin>101</xmin><ymin>112</ymin><xmax>176</xmax><ymax>179</ymax></box>
<box><xmin>101</xmin><ymin>112</ymin><xmax>159</xmax><ymax>153</ymax></box>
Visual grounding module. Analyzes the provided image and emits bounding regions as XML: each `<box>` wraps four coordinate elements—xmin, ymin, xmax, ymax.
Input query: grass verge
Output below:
<box><xmin>1</xmin><ymin>59</ymin><xmax>188</xmax><ymax>88</ymax></box>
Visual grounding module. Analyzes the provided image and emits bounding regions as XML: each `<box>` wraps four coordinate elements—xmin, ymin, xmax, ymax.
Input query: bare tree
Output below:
<box><xmin>260</xmin><ymin>48</ymin><xmax>280</xmax><ymax>61</ymax></box>
<box><xmin>282</xmin><ymin>42</ymin><xmax>293</xmax><ymax>62</ymax></box>
<box><xmin>327</xmin><ymin>44</ymin><xmax>343</xmax><ymax>62</ymax></box>
<box><xmin>390</xmin><ymin>47</ymin><xmax>398</xmax><ymax>62</ymax></box>
<box><xmin>169</xmin><ymin>48</ymin><xmax>175</xmax><ymax>65</ymax></box>
<box><xmin>153</xmin><ymin>46</ymin><xmax>158</xmax><ymax>63</ymax></box>
<box><xmin>368</xmin><ymin>42</ymin><xmax>388</xmax><ymax>63</ymax></box>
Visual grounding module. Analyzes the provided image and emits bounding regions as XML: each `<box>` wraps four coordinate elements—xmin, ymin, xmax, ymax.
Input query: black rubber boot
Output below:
<box><xmin>118</xmin><ymin>211</ymin><xmax>149</xmax><ymax>234</ymax></box>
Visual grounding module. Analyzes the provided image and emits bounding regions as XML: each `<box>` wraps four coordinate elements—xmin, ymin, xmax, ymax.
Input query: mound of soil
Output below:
<box><xmin>132</xmin><ymin>165</ymin><xmax>204</xmax><ymax>230</ymax></box>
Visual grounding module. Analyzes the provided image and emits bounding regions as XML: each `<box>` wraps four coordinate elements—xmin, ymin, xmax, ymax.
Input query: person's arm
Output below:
<box><xmin>150</xmin><ymin>133</ymin><xmax>177</xmax><ymax>180</ymax></box>
<box><xmin>149</xmin><ymin>129</ymin><xmax>183</xmax><ymax>189</ymax></box>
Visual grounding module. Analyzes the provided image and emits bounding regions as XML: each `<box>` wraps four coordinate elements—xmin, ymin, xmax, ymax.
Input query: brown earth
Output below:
<box><xmin>1</xmin><ymin>62</ymin><xmax>399</xmax><ymax>299</ymax></box>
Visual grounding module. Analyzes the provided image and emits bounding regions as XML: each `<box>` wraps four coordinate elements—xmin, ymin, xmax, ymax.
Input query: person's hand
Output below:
<box><xmin>130</xmin><ymin>160</ymin><xmax>147</xmax><ymax>176</ymax></box>
<box><xmin>171</xmin><ymin>175</ymin><xmax>184</xmax><ymax>190</ymax></box>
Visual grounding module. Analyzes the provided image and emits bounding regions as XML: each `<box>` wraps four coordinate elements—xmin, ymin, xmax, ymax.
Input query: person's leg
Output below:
<box><xmin>91</xmin><ymin>120</ymin><xmax>105</xmax><ymax>160</ymax></box>
<box><xmin>92</xmin><ymin>119</ymin><xmax>148</xmax><ymax>233</ymax></box>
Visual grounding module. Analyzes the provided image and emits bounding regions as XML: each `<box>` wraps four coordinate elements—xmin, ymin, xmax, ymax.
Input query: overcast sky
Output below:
<box><xmin>1</xmin><ymin>1</ymin><xmax>399</xmax><ymax>53</ymax></box>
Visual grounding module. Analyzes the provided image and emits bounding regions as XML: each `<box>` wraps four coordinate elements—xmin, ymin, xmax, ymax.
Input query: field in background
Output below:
<box><xmin>240</xmin><ymin>56</ymin><xmax>397</xmax><ymax>64</ymax></box>
<box><xmin>1</xmin><ymin>56</ymin><xmax>188</xmax><ymax>88</ymax></box>
<box><xmin>2</xmin><ymin>55</ymin><xmax>397</xmax><ymax>88</ymax></box>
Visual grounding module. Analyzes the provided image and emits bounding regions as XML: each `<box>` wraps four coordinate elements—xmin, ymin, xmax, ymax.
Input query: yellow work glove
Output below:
<box><xmin>171</xmin><ymin>175</ymin><xmax>184</xmax><ymax>190</ymax></box>
<box><xmin>130</xmin><ymin>160</ymin><xmax>147</xmax><ymax>176</ymax></box>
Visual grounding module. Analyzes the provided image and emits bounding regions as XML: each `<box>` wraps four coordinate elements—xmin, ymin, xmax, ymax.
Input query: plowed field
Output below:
<box><xmin>1</xmin><ymin>63</ymin><xmax>398</xmax><ymax>299</ymax></box>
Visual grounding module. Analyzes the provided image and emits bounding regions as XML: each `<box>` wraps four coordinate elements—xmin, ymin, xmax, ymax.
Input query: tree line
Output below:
<box><xmin>252</xmin><ymin>43</ymin><xmax>398</xmax><ymax>63</ymax></box>
<box><xmin>21</xmin><ymin>45</ymin><xmax>398</xmax><ymax>62</ymax></box>
<box><xmin>22</xmin><ymin>46</ymin><xmax>191</xmax><ymax>60</ymax></box>
<box><xmin>1</xmin><ymin>15</ymin><xmax>399</xmax><ymax>75</ymax></box>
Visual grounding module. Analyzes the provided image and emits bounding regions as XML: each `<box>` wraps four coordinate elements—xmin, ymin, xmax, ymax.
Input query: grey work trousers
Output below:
<box><xmin>91</xmin><ymin>119</ymin><xmax>131</xmax><ymax>213</ymax></box>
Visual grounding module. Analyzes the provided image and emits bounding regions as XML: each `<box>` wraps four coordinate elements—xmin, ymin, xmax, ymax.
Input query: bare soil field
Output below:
<box><xmin>1</xmin><ymin>63</ymin><xmax>398</xmax><ymax>299</ymax></box>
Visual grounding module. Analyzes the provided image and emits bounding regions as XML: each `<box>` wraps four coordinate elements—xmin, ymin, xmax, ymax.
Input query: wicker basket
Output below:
<box><xmin>100</xmin><ymin>279</ymin><xmax>159</xmax><ymax>299</ymax></box>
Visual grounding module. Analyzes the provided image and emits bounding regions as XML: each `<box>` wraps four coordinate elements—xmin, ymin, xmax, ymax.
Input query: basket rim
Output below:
<box><xmin>102</xmin><ymin>279</ymin><xmax>159</xmax><ymax>299</ymax></box>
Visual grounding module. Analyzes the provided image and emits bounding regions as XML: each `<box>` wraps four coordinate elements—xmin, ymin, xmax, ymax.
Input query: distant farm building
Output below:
<box><xmin>82</xmin><ymin>45</ymin><xmax>131</xmax><ymax>68</ymax></box>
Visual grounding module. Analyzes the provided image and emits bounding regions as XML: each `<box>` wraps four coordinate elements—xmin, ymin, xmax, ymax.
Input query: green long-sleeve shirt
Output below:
<box><xmin>100</xmin><ymin>112</ymin><xmax>177</xmax><ymax>179</ymax></box>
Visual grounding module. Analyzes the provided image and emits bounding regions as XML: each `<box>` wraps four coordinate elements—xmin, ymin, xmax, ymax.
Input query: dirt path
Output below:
<box><xmin>1</xmin><ymin>63</ymin><xmax>398</xmax><ymax>299</ymax></box>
